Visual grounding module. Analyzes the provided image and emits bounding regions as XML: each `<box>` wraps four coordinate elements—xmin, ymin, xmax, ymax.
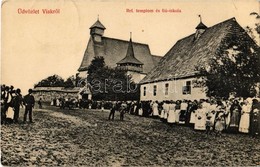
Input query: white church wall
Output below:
<box><xmin>140</xmin><ymin>77</ymin><xmax>207</xmax><ymax>101</ymax></box>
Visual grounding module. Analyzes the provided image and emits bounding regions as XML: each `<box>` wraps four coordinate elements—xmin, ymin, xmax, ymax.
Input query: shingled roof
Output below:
<box><xmin>196</xmin><ymin>22</ymin><xmax>207</xmax><ymax>29</ymax></box>
<box><xmin>117</xmin><ymin>38</ymin><xmax>143</xmax><ymax>65</ymax></box>
<box><xmin>140</xmin><ymin>17</ymin><xmax>258</xmax><ymax>84</ymax></box>
<box><xmin>78</xmin><ymin>37</ymin><xmax>159</xmax><ymax>73</ymax></box>
<box><xmin>90</xmin><ymin>20</ymin><xmax>106</xmax><ymax>29</ymax></box>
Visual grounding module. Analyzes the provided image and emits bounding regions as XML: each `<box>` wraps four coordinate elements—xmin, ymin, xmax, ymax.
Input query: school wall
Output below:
<box><xmin>140</xmin><ymin>77</ymin><xmax>207</xmax><ymax>101</ymax></box>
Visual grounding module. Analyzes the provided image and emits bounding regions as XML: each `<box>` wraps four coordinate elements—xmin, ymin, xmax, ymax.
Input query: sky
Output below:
<box><xmin>1</xmin><ymin>0</ymin><xmax>260</xmax><ymax>95</ymax></box>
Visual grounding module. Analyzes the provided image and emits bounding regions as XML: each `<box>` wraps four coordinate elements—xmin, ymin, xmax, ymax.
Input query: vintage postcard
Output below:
<box><xmin>1</xmin><ymin>0</ymin><xmax>260</xmax><ymax>166</ymax></box>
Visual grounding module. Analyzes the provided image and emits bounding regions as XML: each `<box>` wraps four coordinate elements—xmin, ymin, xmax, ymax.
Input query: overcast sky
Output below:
<box><xmin>2</xmin><ymin>0</ymin><xmax>259</xmax><ymax>94</ymax></box>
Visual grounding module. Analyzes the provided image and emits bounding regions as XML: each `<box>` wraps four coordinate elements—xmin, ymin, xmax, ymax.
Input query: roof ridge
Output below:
<box><xmin>102</xmin><ymin>36</ymin><xmax>149</xmax><ymax>46</ymax></box>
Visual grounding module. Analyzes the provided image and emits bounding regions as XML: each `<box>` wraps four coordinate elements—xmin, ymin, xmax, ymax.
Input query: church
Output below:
<box><xmin>139</xmin><ymin>17</ymin><xmax>260</xmax><ymax>101</ymax></box>
<box><xmin>78</xmin><ymin>18</ymin><xmax>161</xmax><ymax>83</ymax></box>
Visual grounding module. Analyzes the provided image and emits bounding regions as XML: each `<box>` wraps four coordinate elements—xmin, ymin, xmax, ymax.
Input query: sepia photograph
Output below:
<box><xmin>1</xmin><ymin>0</ymin><xmax>260</xmax><ymax>166</ymax></box>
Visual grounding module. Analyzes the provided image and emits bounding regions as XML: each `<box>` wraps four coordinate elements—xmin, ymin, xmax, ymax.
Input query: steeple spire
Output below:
<box><xmin>116</xmin><ymin>32</ymin><xmax>143</xmax><ymax>72</ymax></box>
<box><xmin>198</xmin><ymin>14</ymin><xmax>202</xmax><ymax>22</ymax></box>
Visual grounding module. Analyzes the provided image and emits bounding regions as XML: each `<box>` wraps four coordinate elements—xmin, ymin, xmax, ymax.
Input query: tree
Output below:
<box><xmin>64</xmin><ymin>75</ymin><xmax>75</xmax><ymax>88</ymax></box>
<box><xmin>34</xmin><ymin>74</ymin><xmax>65</xmax><ymax>87</ymax></box>
<box><xmin>87</xmin><ymin>56</ymin><xmax>139</xmax><ymax>101</ymax></box>
<box><xmin>246</xmin><ymin>12</ymin><xmax>260</xmax><ymax>45</ymax></box>
<box><xmin>196</xmin><ymin>31</ymin><xmax>260</xmax><ymax>98</ymax></box>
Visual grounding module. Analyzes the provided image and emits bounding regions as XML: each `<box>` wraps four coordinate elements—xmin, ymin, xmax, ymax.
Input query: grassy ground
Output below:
<box><xmin>1</xmin><ymin>106</ymin><xmax>260</xmax><ymax>166</ymax></box>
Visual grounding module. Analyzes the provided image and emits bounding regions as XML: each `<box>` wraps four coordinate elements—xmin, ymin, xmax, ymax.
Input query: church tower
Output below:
<box><xmin>116</xmin><ymin>33</ymin><xmax>143</xmax><ymax>73</ymax></box>
<box><xmin>89</xmin><ymin>17</ymin><xmax>106</xmax><ymax>43</ymax></box>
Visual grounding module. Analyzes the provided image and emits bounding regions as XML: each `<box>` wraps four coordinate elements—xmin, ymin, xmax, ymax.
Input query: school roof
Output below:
<box><xmin>140</xmin><ymin>17</ymin><xmax>259</xmax><ymax>84</ymax></box>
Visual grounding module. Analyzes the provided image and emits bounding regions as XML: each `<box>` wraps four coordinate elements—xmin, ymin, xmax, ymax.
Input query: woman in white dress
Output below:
<box><xmin>163</xmin><ymin>101</ymin><xmax>169</xmax><ymax>120</ymax></box>
<box><xmin>194</xmin><ymin>102</ymin><xmax>207</xmax><ymax>130</ymax></box>
<box><xmin>239</xmin><ymin>100</ymin><xmax>251</xmax><ymax>133</ymax></box>
<box><xmin>167</xmin><ymin>101</ymin><xmax>176</xmax><ymax>124</ymax></box>
<box><xmin>152</xmin><ymin>101</ymin><xmax>159</xmax><ymax>117</ymax></box>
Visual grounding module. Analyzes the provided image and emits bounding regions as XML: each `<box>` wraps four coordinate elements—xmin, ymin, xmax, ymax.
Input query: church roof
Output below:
<box><xmin>90</xmin><ymin>20</ymin><xmax>106</xmax><ymax>29</ymax></box>
<box><xmin>117</xmin><ymin>38</ymin><xmax>144</xmax><ymax>65</ymax></box>
<box><xmin>140</xmin><ymin>17</ymin><xmax>259</xmax><ymax>84</ymax></box>
<box><xmin>196</xmin><ymin>22</ymin><xmax>207</xmax><ymax>29</ymax></box>
<box><xmin>78</xmin><ymin>36</ymin><xmax>160</xmax><ymax>73</ymax></box>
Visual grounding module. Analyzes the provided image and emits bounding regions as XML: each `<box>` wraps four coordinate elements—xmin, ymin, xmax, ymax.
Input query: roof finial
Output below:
<box><xmin>97</xmin><ymin>14</ymin><xmax>99</xmax><ymax>21</ymax></box>
<box><xmin>130</xmin><ymin>32</ymin><xmax>132</xmax><ymax>39</ymax></box>
<box><xmin>198</xmin><ymin>14</ymin><xmax>202</xmax><ymax>22</ymax></box>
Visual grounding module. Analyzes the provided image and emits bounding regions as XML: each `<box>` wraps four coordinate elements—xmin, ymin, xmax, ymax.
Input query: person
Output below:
<box><xmin>205</xmin><ymin>113</ymin><xmax>213</xmax><ymax>135</ymax></box>
<box><xmin>120</xmin><ymin>102</ymin><xmax>127</xmax><ymax>121</ymax></box>
<box><xmin>108</xmin><ymin>102</ymin><xmax>116</xmax><ymax>120</ymax></box>
<box><xmin>101</xmin><ymin>100</ymin><xmax>104</xmax><ymax>112</ymax></box>
<box><xmin>23</xmin><ymin>89</ymin><xmax>35</xmax><ymax>123</ymax></box>
<box><xmin>250</xmin><ymin>99</ymin><xmax>260</xmax><ymax>138</ymax></box>
<box><xmin>229</xmin><ymin>100</ymin><xmax>242</xmax><ymax>133</ymax></box>
<box><xmin>179</xmin><ymin>100</ymin><xmax>188</xmax><ymax>124</ymax></box>
<box><xmin>194</xmin><ymin>102</ymin><xmax>206</xmax><ymax>130</ymax></box>
<box><xmin>12</xmin><ymin>89</ymin><xmax>24</xmax><ymax>123</ymax></box>
<box><xmin>152</xmin><ymin>101</ymin><xmax>159</xmax><ymax>118</ymax></box>
<box><xmin>167</xmin><ymin>101</ymin><xmax>176</xmax><ymax>125</ymax></box>
<box><xmin>38</xmin><ymin>98</ymin><xmax>43</xmax><ymax>109</ymax></box>
<box><xmin>189</xmin><ymin>100</ymin><xmax>198</xmax><ymax>126</ymax></box>
<box><xmin>239</xmin><ymin>100</ymin><xmax>251</xmax><ymax>133</ymax></box>
<box><xmin>2</xmin><ymin>86</ymin><xmax>13</xmax><ymax>124</ymax></box>
<box><xmin>214</xmin><ymin>111</ymin><xmax>226</xmax><ymax>136</ymax></box>
<box><xmin>175</xmin><ymin>100</ymin><xmax>181</xmax><ymax>124</ymax></box>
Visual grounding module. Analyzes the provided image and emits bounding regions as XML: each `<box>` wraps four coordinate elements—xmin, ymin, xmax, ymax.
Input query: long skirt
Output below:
<box><xmin>225</xmin><ymin>112</ymin><xmax>231</xmax><ymax>129</ymax></box>
<box><xmin>190</xmin><ymin>111</ymin><xmax>196</xmax><ymax>124</ymax></box>
<box><xmin>175</xmin><ymin>109</ymin><xmax>180</xmax><ymax>123</ymax></box>
<box><xmin>239</xmin><ymin>113</ymin><xmax>250</xmax><ymax>133</ymax></box>
<box><xmin>160</xmin><ymin>109</ymin><xmax>165</xmax><ymax>119</ymax></box>
<box><xmin>138</xmin><ymin>108</ymin><xmax>143</xmax><ymax>116</ymax></box>
<box><xmin>230</xmin><ymin>110</ymin><xmax>240</xmax><ymax>128</ymax></box>
<box><xmin>167</xmin><ymin>109</ymin><xmax>176</xmax><ymax>123</ymax></box>
<box><xmin>153</xmin><ymin>107</ymin><xmax>159</xmax><ymax>116</ymax></box>
<box><xmin>215</xmin><ymin>118</ymin><xmax>225</xmax><ymax>132</ymax></box>
<box><xmin>179</xmin><ymin>110</ymin><xmax>186</xmax><ymax>124</ymax></box>
<box><xmin>194</xmin><ymin>111</ymin><xmax>206</xmax><ymax>130</ymax></box>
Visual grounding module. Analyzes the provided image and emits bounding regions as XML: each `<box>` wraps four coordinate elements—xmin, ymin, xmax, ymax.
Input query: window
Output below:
<box><xmin>153</xmin><ymin>85</ymin><xmax>157</xmax><ymax>96</ymax></box>
<box><xmin>183</xmin><ymin>81</ymin><xmax>191</xmax><ymax>95</ymax></box>
<box><xmin>165</xmin><ymin>83</ymin><xmax>169</xmax><ymax>95</ymax></box>
<box><xmin>143</xmin><ymin>87</ymin><xmax>146</xmax><ymax>96</ymax></box>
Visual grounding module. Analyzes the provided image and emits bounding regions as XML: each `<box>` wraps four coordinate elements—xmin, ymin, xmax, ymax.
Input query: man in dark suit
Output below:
<box><xmin>13</xmin><ymin>89</ymin><xmax>24</xmax><ymax>123</ymax></box>
<box><xmin>23</xmin><ymin>89</ymin><xmax>35</xmax><ymax>123</ymax></box>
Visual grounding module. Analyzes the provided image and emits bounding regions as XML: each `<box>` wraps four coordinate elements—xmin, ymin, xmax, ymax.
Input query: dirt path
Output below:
<box><xmin>1</xmin><ymin>107</ymin><xmax>260</xmax><ymax>166</ymax></box>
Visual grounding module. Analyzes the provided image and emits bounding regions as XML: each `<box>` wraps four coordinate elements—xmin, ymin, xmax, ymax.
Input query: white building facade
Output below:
<box><xmin>140</xmin><ymin>77</ymin><xmax>206</xmax><ymax>101</ymax></box>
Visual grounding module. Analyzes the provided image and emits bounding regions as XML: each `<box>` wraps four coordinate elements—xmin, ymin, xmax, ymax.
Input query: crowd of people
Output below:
<box><xmin>1</xmin><ymin>85</ymin><xmax>35</xmax><ymax>124</ymax></box>
<box><xmin>2</xmin><ymin>83</ymin><xmax>259</xmax><ymax>138</ymax></box>
<box><xmin>107</xmin><ymin>98</ymin><xmax>260</xmax><ymax>138</ymax></box>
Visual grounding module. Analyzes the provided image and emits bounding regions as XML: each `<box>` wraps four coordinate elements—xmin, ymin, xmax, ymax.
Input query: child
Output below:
<box><xmin>205</xmin><ymin>113</ymin><xmax>213</xmax><ymax>135</ymax></box>
<box><xmin>214</xmin><ymin>111</ymin><xmax>226</xmax><ymax>137</ymax></box>
<box><xmin>38</xmin><ymin>98</ymin><xmax>42</xmax><ymax>109</ymax></box>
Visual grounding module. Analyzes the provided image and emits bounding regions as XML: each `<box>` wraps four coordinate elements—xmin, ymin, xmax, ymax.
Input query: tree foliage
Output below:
<box><xmin>35</xmin><ymin>74</ymin><xmax>82</xmax><ymax>88</ymax></box>
<box><xmin>87</xmin><ymin>56</ymin><xmax>140</xmax><ymax>101</ymax></box>
<box><xmin>196</xmin><ymin>31</ymin><xmax>260</xmax><ymax>98</ymax></box>
<box><xmin>34</xmin><ymin>74</ymin><xmax>65</xmax><ymax>87</ymax></box>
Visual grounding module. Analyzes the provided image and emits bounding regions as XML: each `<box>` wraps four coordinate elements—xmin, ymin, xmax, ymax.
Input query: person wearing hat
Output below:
<box><xmin>23</xmin><ymin>89</ymin><xmax>35</xmax><ymax>123</ymax></box>
<box><xmin>13</xmin><ymin>88</ymin><xmax>24</xmax><ymax>123</ymax></box>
